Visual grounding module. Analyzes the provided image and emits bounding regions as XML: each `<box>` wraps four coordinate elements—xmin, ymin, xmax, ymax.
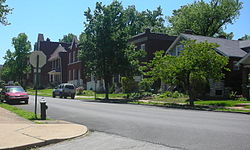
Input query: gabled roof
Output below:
<box><xmin>129</xmin><ymin>28</ymin><xmax>177</xmax><ymax>43</ymax></box>
<box><xmin>167</xmin><ymin>33</ymin><xmax>247</xmax><ymax>58</ymax></box>
<box><xmin>48</xmin><ymin>44</ymin><xmax>67</xmax><ymax>61</ymax></box>
<box><xmin>239</xmin><ymin>40</ymin><xmax>250</xmax><ymax>49</ymax></box>
<box><xmin>236</xmin><ymin>52</ymin><xmax>250</xmax><ymax>66</ymax></box>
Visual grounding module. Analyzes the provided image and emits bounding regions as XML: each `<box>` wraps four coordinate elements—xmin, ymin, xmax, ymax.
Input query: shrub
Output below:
<box><xmin>121</xmin><ymin>77</ymin><xmax>138</xmax><ymax>93</ymax></box>
<box><xmin>109</xmin><ymin>84</ymin><xmax>115</xmax><ymax>94</ymax></box>
<box><xmin>128</xmin><ymin>92</ymin><xmax>153</xmax><ymax>100</ymax></box>
<box><xmin>139</xmin><ymin>79</ymin><xmax>153</xmax><ymax>92</ymax></box>
<box><xmin>14</xmin><ymin>82</ymin><xmax>20</xmax><ymax>86</ymax></box>
<box><xmin>229</xmin><ymin>91</ymin><xmax>237</xmax><ymax>100</ymax></box>
<box><xmin>0</xmin><ymin>80</ymin><xmax>5</xmax><ymax>88</ymax></box>
<box><xmin>76</xmin><ymin>86</ymin><xmax>85</xmax><ymax>95</ymax></box>
<box><xmin>158</xmin><ymin>91</ymin><xmax>186</xmax><ymax>99</ymax></box>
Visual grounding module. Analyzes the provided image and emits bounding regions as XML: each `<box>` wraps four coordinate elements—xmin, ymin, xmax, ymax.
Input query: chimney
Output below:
<box><xmin>184</xmin><ymin>29</ymin><xmax>194</xmax><ymax>35</ymax></box>
<box><xmin>218</xmin><ymin>35</ymin><xmax>226</xmax><ymax>39</ymax></box>
<box><xmin>37</xmin><ymin>33</ymin><xmax>44</xmax><ymax>42</ymax></box>
<box><xmin>145</xmin><ymin>28</ymin><xmax>151</xmax><ymax>34</ymax></box>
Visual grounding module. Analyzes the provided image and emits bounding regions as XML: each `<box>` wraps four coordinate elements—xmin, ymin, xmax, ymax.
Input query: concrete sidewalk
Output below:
<box><xmin>0</xmin><ymin>107</ymin><xmax>88</xmax><ymax>150</ymax></box>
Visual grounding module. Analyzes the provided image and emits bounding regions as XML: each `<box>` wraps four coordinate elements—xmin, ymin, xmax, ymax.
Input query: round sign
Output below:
<box><xmin>29</xmin><ymin>51</ymin><xmax>47</xmax><ymax>68</ymax></box>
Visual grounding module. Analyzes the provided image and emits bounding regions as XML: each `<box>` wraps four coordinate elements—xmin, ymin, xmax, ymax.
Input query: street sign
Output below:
<box><xmin>29</xmin><ymin>51</ymin><xmax>47</xmax><ymax>119</ymax></box>
<box><xmin>29</xmin><ymin>51</ymin><xmax>47</xmax><ymax>68</ymax></box>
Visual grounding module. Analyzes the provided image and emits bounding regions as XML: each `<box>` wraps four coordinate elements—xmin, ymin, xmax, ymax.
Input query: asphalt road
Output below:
<box><xmin>15</xmin><ymin>96</ymin><xmax>250</xmax><ymax>150</ymax></box>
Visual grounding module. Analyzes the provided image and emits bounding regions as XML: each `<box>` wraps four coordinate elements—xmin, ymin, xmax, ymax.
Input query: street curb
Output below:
<box><xmin>30</xmin><ymin>95</ymin><xmax>250</xmax><ymax>115</ymax></box>
<box><xmin>2</xmin><ymin>125</ymin><xmax>89</xmax><ymax>150</ymax></box>
<box><xmin>128</xmin><ymin>102</ymin><xmax>250</xmax><ymax>115</ymax></box>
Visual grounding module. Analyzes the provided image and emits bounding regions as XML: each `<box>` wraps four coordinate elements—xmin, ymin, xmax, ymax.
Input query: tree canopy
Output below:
<box><xmin>167</xmin><ymin>0</ymin><xmax>243</xmax><ymax>37</ymax></box>
<box><xmin>144</xmin><ymin>40</ymin><xmax>229</xmax><ymax>105</ymax></box>
<box><xmin>1</xmin><ymin>33</ymin><xmax>31</xmax><ymax>86</ymax></box>
<box><xmin>59</xmin><ymin>33</ymin><xmax>77</xmax><ymax>43</ymax></box>
<box><xmin>239</xmin><ymin>34</ymin><xmax>250</xmax><ymax>40</ymax></box>
<box><xmin>0</xmin><ymin>0</ymin><xmax>12</xmax><ymax>26</ymax></box>
<box><xmin>80</xmin><ymin>1</ymin><xmax>145</xmax><ymax>100</ymax></box>
<box><xmin>124</xmin><ymin>5</ymin><xmax>166</xmax><ymax>36</ymax></box>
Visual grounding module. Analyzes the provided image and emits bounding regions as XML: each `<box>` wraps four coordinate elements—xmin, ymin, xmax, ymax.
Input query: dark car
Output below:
<box><xmin>0</xmin><ymin>86</ymin><xmax>29</xmax><ymax>104</ymax></box>
<box><xmin>52</xmin><ymin>83</ymin><xmax>76</xmax><ymax>99</ymax></box>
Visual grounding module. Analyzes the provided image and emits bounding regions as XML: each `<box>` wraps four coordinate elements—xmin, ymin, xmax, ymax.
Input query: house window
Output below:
<box><xmin>215</xmin><ymin>90</ymin><xmax>223</xmax><ymax>96</ymax></box>
<box><xmin>72</xmin><ymin>69</ymin><xmax>75</xmax><ymax>80</ymax></box>
<box><xmin>140</xmin><ymin>44</ymin><xmax>145</xmax><ymax>50</ymax></box>
<box><xmin>233</xmin><ymin>61</ymin><xmax>239</xmax><ymax>71</ymax></box>
<box><xmin>52</xmin><ymin>61</ymin><xmax>55</xmax><ymax>69</ymax></box>
<box><xmin>69</xmin><ymin>70</ymin><xmax>71</xmax><ymax>81</ymax></box>
<box><xmin>75</xmin><ymin>69</ymin><xmax>78</xmax><ymax>80</ymax></box>
<box><xmin>78</xmin><ymin>69</ymin><xmax>81</xmax><ymax>80</ymax></box>
<box><xmin>75</xmin><ymin>51</ymin><xmax>78</xmax><ymax>62</ymax></box>
<box><xmin>73</xmin><ymin>51</ymin><xmax>75</xmax><ymax>62</ymax></box>
<box><xmin>176</xmin><ymin>45</ymin><xmax>184</xmax><ymax>56</ymax></box>
<box><xmin>69</xmin><ymin>52</ymin><xmax>71</xmax><ymax>63</ymax></box>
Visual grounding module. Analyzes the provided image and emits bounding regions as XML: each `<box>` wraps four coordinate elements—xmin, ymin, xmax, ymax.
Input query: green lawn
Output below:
<box><xmin>27</xmin><ymin>89</ymin><xmax>127</xmax><ymax>99</ymax></box>
<box><xmin>27</xmin><ymin>89</ymin><xmax>52</xmax><ymax>97</ymax></box>
<box><xmin>194</xmin><ymin>100</ymin><xmax>250</xmax><ymax>107</ymax></box>
<box><xmin>130</xmin><ymin>100</ymin><xmax>250</xmax><ymax>113</ymax></box>
<box><xmin>0</xmin><ymin>102</ymin><xmax>39</xmax><ymax>120</ymax></box>
<box><xmin>152</xmin><ymin>97</ymin><xmax>188</xmax><ymax>103</ymax></box>
<box><xmin>244</xmin><ymin>105</ymin><xmax>250</xmax><ymax>109</ymax></box>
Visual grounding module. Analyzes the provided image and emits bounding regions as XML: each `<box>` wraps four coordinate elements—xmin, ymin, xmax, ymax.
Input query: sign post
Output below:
<box><xmin>29</xmin><ymin>51</ymin><xmax>46</xmax><ymax>118</ymax></box>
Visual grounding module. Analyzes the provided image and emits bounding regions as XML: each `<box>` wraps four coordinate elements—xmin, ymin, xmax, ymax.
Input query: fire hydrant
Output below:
<box><xmin>40</xmin><ymin>98</ymin><xmax>48</xmax><ymax>120</ymax></box>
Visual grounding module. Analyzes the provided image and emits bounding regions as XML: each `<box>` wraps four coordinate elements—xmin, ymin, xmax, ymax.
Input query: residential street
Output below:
<box><xmin>15</xmin><ymin>96</ymin><xmax>250</xmax><ymax>150</ymax></box>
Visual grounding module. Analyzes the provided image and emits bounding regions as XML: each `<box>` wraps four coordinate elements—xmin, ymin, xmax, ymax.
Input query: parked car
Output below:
<box><xmin>52</xmin><ymin>83</ymin><xmax>76</xmax><ymax>99</ymax></box>
<box><xmin>0</xmin><ymin>86</ymin><xmax>29</xmax><ymax>104</ymax></box>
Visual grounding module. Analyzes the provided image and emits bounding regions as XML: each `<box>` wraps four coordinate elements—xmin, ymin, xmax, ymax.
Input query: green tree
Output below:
<box><xmin>59</xmin><ymin>33</ymin><xmax>77</xmax><ymax>43</ymax></box>
<box><xmin>121</xmin><ymin>77</ymin><xmax>138</xmax><ymax>97</ymax></box>
<box><xmin>239</xmin><ymin>34</ymin><xmax>250</xmax><ymax>40</ymax></box>
<box><xmin>1</xmin><ymin>33</ymin><xmax>31</xmax><ymax>86</ymax></box>
<box><xmin>0</xmin><ymin>0</ymin><xmax>12</xmax><ymax>26</ymax></box>
<box><xmin>215</xmin><ymin>31</ymin><xmax>234</xmax><ymax>40</ymax></box>
<box><xmin>167</xmin><ymin>0</ymin><xmax>243</xmax><ymax>37</ymax></box>
<box><xmin>124</xmin><ymin>5</ymin><xmax>166</xmax><ymax>36</ymax></box>
<box><xmin>81</xmin><ymin>1</ymin><xmax>144</xmax><ymax>100</ymax></box>
<box><xmin>144</xmin><ymin>40</ymin><xmax>229</xmax><ymax>106</ymax></box>
<box><xmin>1</xmin><ymin>49</ymin><xmax>15</xmax><ymax>81</ymax></box>
<box><xmin>12</xmin><ymin>33</ymin><xmax>31</xmax><ymax>85</ymax></box>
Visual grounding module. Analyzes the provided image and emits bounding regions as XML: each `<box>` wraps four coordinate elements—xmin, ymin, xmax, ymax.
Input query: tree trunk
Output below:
<box><xmin>104</xmin><ymin>79</ymin><xmax>109</xmax><ymax>100</ymax></box>
<box><xmin>186</xmin><ymin>72</ymin><xmax>195</xmax><ymax>107</ymax></box>
<box><xmin>188</xmin><ymin>91</ymin><xmax>195</xmax><ymax>107</ymax></box>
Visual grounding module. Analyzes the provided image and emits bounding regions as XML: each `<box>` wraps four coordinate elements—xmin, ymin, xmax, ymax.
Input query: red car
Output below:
<box><xmin>0</xmin><ymin>86</ymin><xmax>29</xmax><ymax>104</ymax></box>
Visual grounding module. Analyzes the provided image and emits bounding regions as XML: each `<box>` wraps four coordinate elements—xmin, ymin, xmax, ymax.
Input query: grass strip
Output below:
<box><xmin>194</xmin><ymin>100</ymin><xmax>250</xmax><ymax>107</ymax></box>
<box><xmin>129</xmin><ymin>101</ymin><xmax>250</xmax><ymax>113</ymax></box>
<box><xmin>215</xmin><ymin>108</ymin><xmax>250</xmax><ymax>113</ymax></box>
<box><xmin>0</xmin><ymin>102</ymin><xmax>41</xmax><ymax>120</ymax></box>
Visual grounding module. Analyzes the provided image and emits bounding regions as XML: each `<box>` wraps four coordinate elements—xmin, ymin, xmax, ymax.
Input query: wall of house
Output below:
<box><xmin>59</xmin><ymin>53</ymin><xmax>68</xmax><ymax>83</ymax></box>
<box><xmin>67</xmin><ymin>47</ymin><xmax>85</xmax><ymax>87</ymax></box>
<box><xmin>223</xmin><ymin>57</ymin><xmax>243</xmax><ymax>94</ymax></box>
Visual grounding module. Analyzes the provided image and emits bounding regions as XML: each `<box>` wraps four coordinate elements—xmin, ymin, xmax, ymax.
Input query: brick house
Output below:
<box><xmin>33</xmin><ymin>34</ymin><xmax>85</xmax><ymax>88</ymax></box>
<box><xmin>128</xmin><ymin>29</ymin><xmax>177</xmax><ymax>83</ymax></box>
<box><xmin>129</xmin><ymin>28</ymin><xmax>177</xmax><ymax>62</ymax></box>
<box><xmin>236</xmin><ymin>40</ymin><xmax>250</xmax><ymax>98</ymax></box>
<box><xmin>86</xmin><ymin>29</ymin><xmax>177</xmax><ymax>91</ymax></box>
<box><xmin>167</xmin><ymin>33</ymin><xmax>250</xmax><ymax>97</ymax></box>
<box><xmin>67</xmin><ymin>38</ymin><xmax>85</xmax><ymax>87</ymax></box>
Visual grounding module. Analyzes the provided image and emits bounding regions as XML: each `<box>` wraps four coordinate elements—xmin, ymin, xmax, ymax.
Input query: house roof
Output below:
<box><xmin>129</xmin><ymin>28</ymin><xmax>177</xmax><ymax>43</ymax></box>
<box><xmin>239</xmin><ymin>40</ymin><xmax>250</xmax><ymax>49</ymax></box>
<box><xmin>37</xmin><ymin>41</ymin><xmax>71</xmax><ymax>57</ymax></box>
<box><xmin>48</xmin><ymin>44</ymin><xmax>67</xmax><ymax>61</ymax></box>
<box><xmin>168</xmin><ymin>33</ymin><xmax>247</xmax><ymax>58</ymax></box>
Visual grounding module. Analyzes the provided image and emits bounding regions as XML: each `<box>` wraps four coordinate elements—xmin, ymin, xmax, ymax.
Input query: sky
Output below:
<box><xmin>0</xmin><ymin>0</ymin><xmax>249</xmax><ymax>65</ymax></box>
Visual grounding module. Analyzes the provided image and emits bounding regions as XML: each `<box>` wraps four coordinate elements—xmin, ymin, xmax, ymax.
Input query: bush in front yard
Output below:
<box><xmin>76</xmin><ymin>86</ymin><xmax>85</xmax><ymax>95</ymax></box>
